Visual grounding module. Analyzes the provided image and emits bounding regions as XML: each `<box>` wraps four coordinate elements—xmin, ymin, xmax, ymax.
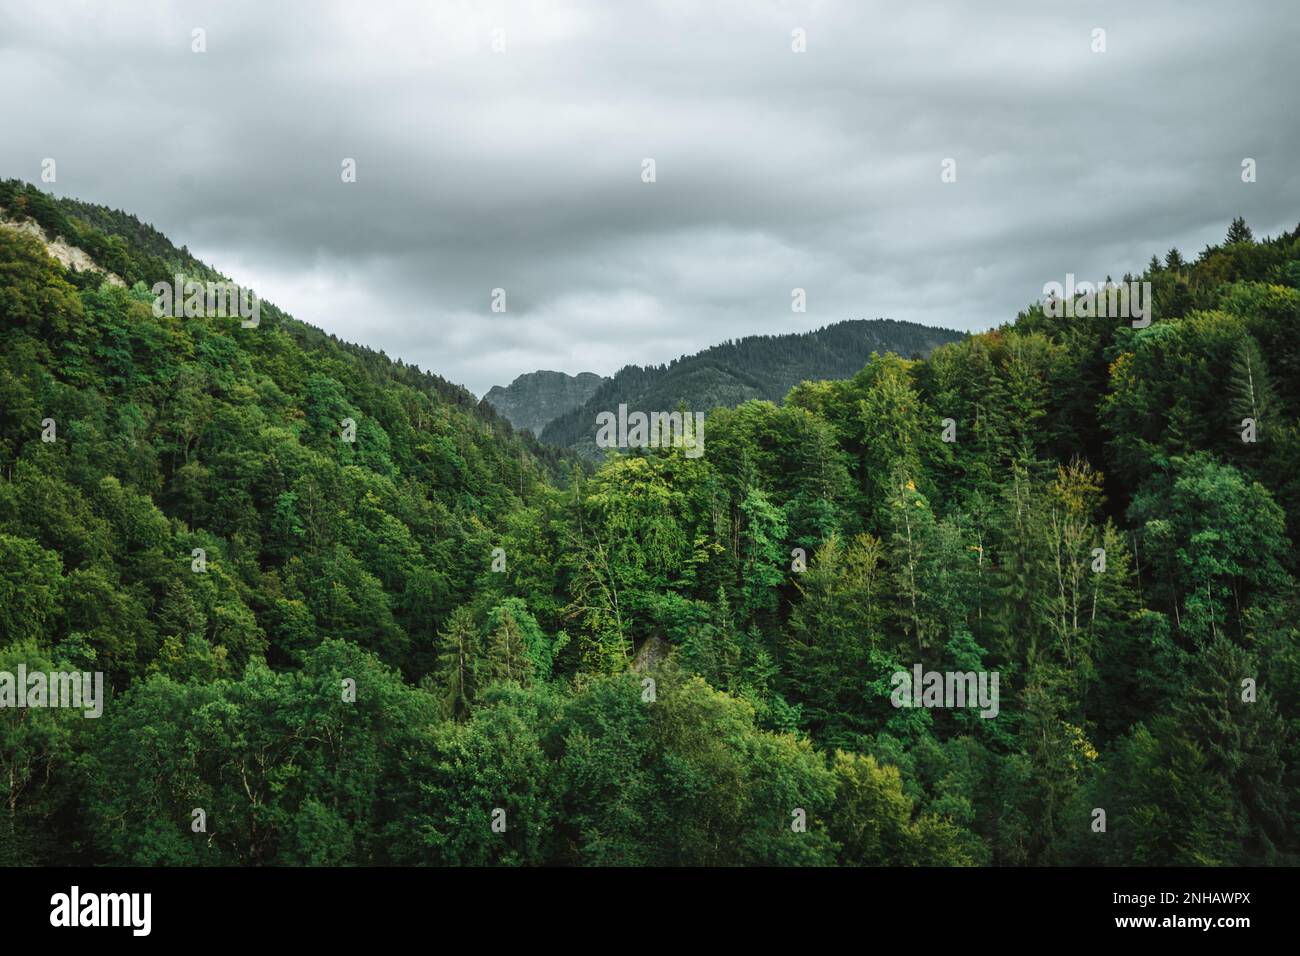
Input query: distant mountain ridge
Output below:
<box><xmin>484</xmin><ymin>370</ymin><xmax>608</xmax><ymax>437</ymax></box>
<box><xmin>534</xmin><ymin>319</ymin><xmax>964</xmax><ymax>457</ymax></box>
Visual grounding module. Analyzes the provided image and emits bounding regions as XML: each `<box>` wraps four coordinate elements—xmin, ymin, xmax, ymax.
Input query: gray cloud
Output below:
<box><xmin>2</xmin><ymin>0</ymin><xmax>1296</xmax><ymax>395</ymax></box>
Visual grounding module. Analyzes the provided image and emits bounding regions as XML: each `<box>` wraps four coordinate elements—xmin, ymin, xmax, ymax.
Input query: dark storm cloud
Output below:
<box><xmin>2</xmin><ymin>0</ymin><xmax>1297</xmax><ymax>394</ymax></box>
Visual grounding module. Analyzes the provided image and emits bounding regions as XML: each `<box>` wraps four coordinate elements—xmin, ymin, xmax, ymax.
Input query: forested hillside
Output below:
<box><xmin>539</xmin><ymin>319</ymin><xmax>963</xmax><ymax>457</ymax></box>
<box><xmin>1</xmin><ymin>182</ymin><xmax>1298</xmax><ymax>866</ymax></box>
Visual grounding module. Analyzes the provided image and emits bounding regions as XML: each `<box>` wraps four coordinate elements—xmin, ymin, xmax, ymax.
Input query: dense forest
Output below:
<box><xmin>538</xmin><ymin>318</ymin><xmax>963</xmax><ymax>457</ymax></box>
<box><xmin>1</xmin><ymin>181</ymin><xmax>1298</xmax><ymax>866</ymax></box>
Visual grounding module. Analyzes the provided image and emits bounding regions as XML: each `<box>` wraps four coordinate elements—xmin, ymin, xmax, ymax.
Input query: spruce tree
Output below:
<box><xmin>484</xmin><ymin>603</ymin><xmax>530</xmax><ymax>685</ymax></box>
<box><xmin>1226</xmin><ymin>215</ymin><xmax>1254</xmax><ymax>245</ymax></box>
<box><xmin>1228</xmin><ymin>334</ymin><xmax>1278</xmax><ymax>444</ymax></box>
<box><xmin>430</xmin><ymin>606</ymin><xmax>480</xmax><ymax>718</ymax></box>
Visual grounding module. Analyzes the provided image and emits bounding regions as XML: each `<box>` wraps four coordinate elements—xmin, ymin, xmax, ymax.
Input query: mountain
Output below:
<box><xmin>483</xmin><ymin>370</ymin><xmax>607</xmax><ymax>436</ymax></box>
<box><xmin>539</xmin><ymin>318</ymin><xmax>964</xmax><ymax>457</ymax></box>
<box><xmin>5</xmin><ymin>178</ymin><xmax>1300</xmax><ymax>869</ymax></box>
<box><xmin>0</xmin><ymin>176</ymin><xmax>570</xmax><ymax>686</ymax></box>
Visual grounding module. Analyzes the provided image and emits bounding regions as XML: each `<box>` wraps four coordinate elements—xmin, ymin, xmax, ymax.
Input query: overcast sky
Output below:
<box><xmin>2</xmin><ymin>0</ymin><xmax>1297</xmax><ymax>396</ymax></box>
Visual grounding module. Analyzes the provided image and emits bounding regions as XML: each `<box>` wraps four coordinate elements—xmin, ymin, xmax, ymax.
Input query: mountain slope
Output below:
<box><xmin>484</xmin><ymin>370</ymin><xmax>607</xmax><ymax>436</ymax></box>
<box><xmin>540</xmin><ymin>318</ymin><xmax>964</xmax><ymax>456</ymax></box>
<box><xmin>6</xmin><ymin>181</ymin><xmax>1300</xmax><ymax>869</ymax></box>
<box><xmin>0</xmin><ymin>179</ymin><xmax>569</xmax><ymax>687</ymax></box>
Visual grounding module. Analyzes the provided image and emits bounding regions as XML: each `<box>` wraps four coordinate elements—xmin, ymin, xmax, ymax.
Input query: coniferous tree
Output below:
<box><xmin>430</xmin><ymin>606</ymin><xmax>480</xmax><ymax>718</ymax></box>
<box><xmin>1228</xmin><ymin>334</ymin><xmax>1278</xmax><ymax>444</ymax></box>
<box><xmin>1226</xmin><ymin>215</ymin><xmax>1254</xmax><ymax>245</ymax></box>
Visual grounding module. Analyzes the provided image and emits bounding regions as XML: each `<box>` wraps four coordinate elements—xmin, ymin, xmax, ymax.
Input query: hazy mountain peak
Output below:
<box><xmin>484</xmin><ymin>370</ymin><xmax>609</xmax><ymax>436</ymax></box>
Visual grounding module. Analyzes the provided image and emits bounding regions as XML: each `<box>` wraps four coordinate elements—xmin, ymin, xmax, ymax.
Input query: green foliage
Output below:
<box><xmin>4</xmin><ymin>186</ymin><xmax>1300</xmax><ymax>865</ymax></box>
<box><xmin>539</xmin><ymin>320</ymin><xmax>964</xmax><ymax>456</ymax></box>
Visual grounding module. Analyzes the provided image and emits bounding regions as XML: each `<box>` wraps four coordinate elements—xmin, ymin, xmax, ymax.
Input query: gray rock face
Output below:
<box><xmin>484</xmin><ymin>370</ymin><xmax>608</xmax><ymax>436</ymax></box>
